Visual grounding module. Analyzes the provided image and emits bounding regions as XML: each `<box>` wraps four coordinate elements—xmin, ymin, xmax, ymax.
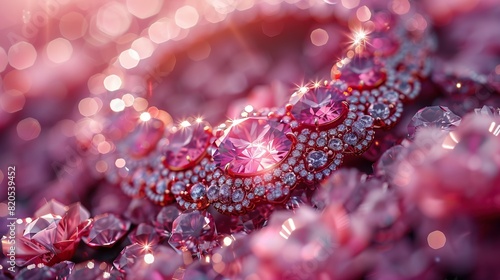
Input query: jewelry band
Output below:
<box><xmin>100</xmin><ymin>8</ymin><xmax>434</xmax><ymax>215</ymax></box>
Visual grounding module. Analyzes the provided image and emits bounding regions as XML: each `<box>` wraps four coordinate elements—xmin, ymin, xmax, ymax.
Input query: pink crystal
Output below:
<box><xmin>113</xmin><ymin>243</ymin><xmax>151</xmax><ymax>273</ymax></box>
<box><xmin>126</xmin><ymin>118</ymin><xmax>165</xmax><ymax>158</ymax></box>
<box><xmin>163</xmin><ymin>122</ymin><xmax>210</xmax><ymax>170</ymax></box>
<box><xmin>83</xmin><ymin>213</ymin><xmax>130</xmax><ymax>247</ymax></box>
<box><xmin>333</xmin><ymin>57</ymin><xmax>386</xmax><ymax>89</ymax></box>
<box><xmin>155</xmin><ymin>205</ymin><xmax>181</xmax><ymax>235</ymax></box>
<box><xmin>289</xmin><ymin>85</ymin><xmax>347</xmax><ymax>126</ymax></box>
<box><xmin>129</xmin><ymin>223</ymin><xmax>160</xmax><ymax>247</ymax></box>
<box><xmin>407</xmin><ymin>106</ymin><xmax>461</xmax><ymax>139</ymax></box>
<box><xmin>2</xmin><ymin>201</ymin><xmax>91</xmax><ymax>266</ymax></box>
<box><xmin>213</xmin><ymin>117</ymin><xmax>293</xmax><ymax>174</ymax></box>
<box><xmin>168</xmin><ymin>210</ymin><xmax>216</xmax><ymax>255</ymax></box>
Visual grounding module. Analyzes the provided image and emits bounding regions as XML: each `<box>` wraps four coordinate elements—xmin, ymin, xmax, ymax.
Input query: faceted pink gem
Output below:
<box><xmin>168</xmin><ymin>210</ymin><xmax>216</xmax><ymax>255</ymax></box>
<box><xmin>289</xmin><ymin>85</ymin><xmax>347</xmax><ymax>126</ymax></box>
<box><xmin>213</xmin><ymin>117</ymin><xmax>293</xmax><ymax>174</ymax></box>
<box><xmin>155</xmin><ymin>205</ymin><xmax>182</xmax><ymax>235</ymax></box>
<box><xmin>163</xmin><ymin>122</ymin><xmax>210</xmax><ymax>170</ymax></box>
<box><xmin>114</xmin><ymin>244</ymin><xmax>151</xmax><ymax>273</ymax></box>
<box><xmin>83</xmin><ymin>213</ymin><xmax>130</xmax><ymax>247</ymax></box>
<box><xmin>333</xmin><ymin>57</ymin><xmax>386</xmax><ymax>89</ymax></box>
<box><xmin>5</xmin><ymin>201</ymin><xmax>91</xmax><ymax>266</ymax></box>
<box><xmin>126</xmin><ymin>118</ymin><xmax>165</xmax><ymax>158</ymax></box>
<box><xmin>407</xmin><ymin>106</ymin><xmax>461</xmax><ymax>139</ymax></box>
<box><xmin>129</xmin><ymin>223</ymin><xmax>160</xmax><ymax>247</ymax></box>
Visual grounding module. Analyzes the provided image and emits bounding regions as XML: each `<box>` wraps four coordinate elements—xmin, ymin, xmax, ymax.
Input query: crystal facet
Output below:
<box><xmin>168</xmin><ymin>211</ymin><xmax>216</xmax><ymax>255</ymax></box>
<box><xmin>83</xmin><ymin>213</ymin><xmax>130</xmax><ymax>247</ymax></box>
<box><xmin>289</xmin><ymin>85</ymin><xmax>346</xmax><ymax>126</ymax></box>
<box><xmin>126</xmin><ymin>118</ymin><xmax>164</xmax><ymax>158</ymax></box>
<box><xmin>213</xmin><ymin>117</ymin><xmax>293</xmax><ymax>174</ymax></box>
<box><xmin>307</xmin><ymin>151</ymin><xmax>328</xmax><ymax>169</ymax></box>
<box><xmin>164</xmin><ymin>122</ymin><xmax>210</xmax><ymax>170</ymax></box>
<box><xmin>334</xmin><ymin>57</ymin><xmax>386</xmax><ymax>89</ymax></box>
<box><xmin>408</xmin><ymin>106</ymin><xmax>461</xmax><ymax>139</ymax></box>
<box><xmin>368</xmin><ymin>103</ymin><xmax>390</xmax><ymax>119</ymax></box>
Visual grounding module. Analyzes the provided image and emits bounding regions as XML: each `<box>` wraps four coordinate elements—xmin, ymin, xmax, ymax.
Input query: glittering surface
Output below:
<box><xmin>1</xmin><ymin>0</ymin><xmax>500</xmax><ymax>279</ymax></box>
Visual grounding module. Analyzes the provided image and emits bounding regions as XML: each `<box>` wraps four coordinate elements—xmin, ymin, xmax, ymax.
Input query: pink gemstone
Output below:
<box><xmin>213</xmin><ymin>117</ymin><xmax>293</xmax><ymax>174</ymax></box>
<box><xmin>407</xmin><ymin>106</ymin><xmax>461</xmax><ymax>139</ymax></box>
<box><xmin>126</xmin><ymin>118</ymin><xmax>165</xmax><ymax>158</ymax></box>
<box><xmin>289</xmin><ymin>85</ymin><xmax>347</xmax><ymax>126</ymax></box>
<box><xmin>163</xmin><ymin>122</ymin><xmax>210</xmax><ymax>170</ymax></box>
<box><xmin>11</xmin><ymin>202</ymin><xmax>91</xmax><ymax>266</ymax></box>
<box><xmin>114</xmin><ymin>243</ymin><xmax>151</xmax><ymax>273</ymax></box>
<box><xmin>333</xmin><ymin>57</ymin><xmax>386</xmax><ymax>89</ymax></box>
<box><xmin>129</xmin><ymin>223</ymin><xmax>160</xmax><ymax>247</ymax></box>
<box><xmin>155</xmin><ymin>205</ymin><xmax>182</xmax><ymax>235</ymax></box>
<box><xmin>82</xmin><ymin>213</ymin><xmax>130</xmax><ymax>247</ymax></box>
<box><xmin>168</xmin><ymin>210</ymin><xmax>216</xmax><ymax>255</ymax></box>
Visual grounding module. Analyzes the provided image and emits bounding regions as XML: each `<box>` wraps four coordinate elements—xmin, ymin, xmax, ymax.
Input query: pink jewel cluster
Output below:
<box><xmin>1</xmin><ymin>0</ymin><xmax>500</xmax><ymax>279</ymax></box>
<box><xmin>99</xmin><ymin>10</ymin><xmax>433</xmax><ymax>216</ymax></box>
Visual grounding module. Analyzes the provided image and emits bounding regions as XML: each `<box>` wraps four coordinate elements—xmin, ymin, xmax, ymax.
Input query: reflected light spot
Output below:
<box><xmin>95</xmin><ymin>160</ymin><xmax>108</xmax><ymax>173</ymax></box>
<box><xmin>79</xmin><ymin>97</ymin><xmax>100</xmax><ymax>116</ymax></box>
<box><xmin>180</xmin><ymin>120</ymin><xmax>191</xmax><ymax>128</ymax></box>
<box><xmin>175</xmin><ymin>5</ymin><xmax>199</xmax><ymax>29</ymax></box>
<box><xmin>133</xmin><ymin>97</ymin><xmax>148</xmax><ymax>111</ymax></box>
<box><xmin>0</xmin><ymin>90</ymin><xmax>25</xmax><ymax>113</ymax></box>
<box><xmin>122</xmin><ymin>93</ymin><xmax>135</xmax><ymax>106</ymax></box>
<box><xmin>223</xmin><ymin>236</ymin><xmax>233</xmax><ymax>246</ymax></box>
<box><xmin>310</xmin><ymin>28</ymin><xmax>329</xmax><ymax>46</ymax></box>
<box><xmin>97</xmin><ymin>141</ymin><xmax>112</xmax><ymax>154</ymax></box>
<box><xmin>391</xmin><ymin>0</ymin><xmax>410</xmax><ymax>15</ymax></box>
<box><xmin>428</xmin><ymin>230</ymin><xmax>446</xmax><ymax>249</ymax></box>
<box><xmin>115</xmin><ymin>158</ymin><xmax>126</xmax><ymax>168</ymax></box>
<box><xmin>341</xmin><ymin>0</ymin><xmax>359</xmax><ymax>9</ymax></box>
<box><xmin>244</xmin><ymin>105</ymin><xmax>254</xmax><ymax>112</ymax></box>
<box><xmin>144</xmin><ymin>253</ymin><xmax>155</xmax><ymax>264</ymax></box>
<box><xmin>149</xmin><ymin>18</ymin><xmax>180</xmax><ymax>43</ymax></box>
<box><xmin>356</xmin><ymin>6</ymin><xmax>371</xmax><ymax>22</ymax></box>
<box><xmin>87</xmin><ymin>262</ymin><xmax>95</xmax><ymax>269</ymax></box>
<box><xmin>17</xmin><ymin>117</ymin><xmax>41</xmax><ymax>141</ymax></box>
<box><xmin>140</xmin><ymin>112</ymin><xmax>151</xmax><ymax>122</ymax></box>
<box><xmin>104</xmin><ymin>74</ymin><xmax>122</xmax><ymax>91</ymax></box>
<box><xmin>126</xmin><ymin>0</ymin><xmax>163</xmax><ymax>19</ymax></box>
<box><xmin>47</xmin><ymin>38</ymin><xmax>73</xmax><ymax>63</ymax></box>
<box><xmin>131</xmin><ymin>37</ymin><xmax>155</xmax><ymax>59</ymax></box>
<box><xmin>96</xmin><ymin>2</ymin><xmax>132</xmax><ymax>38</ymax></box>
<box><xmin>60</xmin><ymin>12</ymin><xmax>88</xmax><ymax>40</ymax></box>
<box><xmin>8</xmin><ymin>42</ymin><xmax>37</xmax><ymax>70</ymax></box>
<box><xmin>110</xmin><ymin>98</ymin><xmax>126</xmax><ymax>112</ymax></box>
<box><xmin>119</xmin><ymin>49</ymin><xmax>140</xmax><ymax>69</ymax></box>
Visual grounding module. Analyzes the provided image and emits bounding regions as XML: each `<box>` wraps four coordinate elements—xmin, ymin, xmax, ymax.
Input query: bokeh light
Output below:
<box><xmin>8</xmin><ymin>41</ymin><xmax>37</xmax><ymax>70</ymax></box>
<box><xmin>17</xmin><ymin>117</ymin><xmax>42</xmax><ymax>141</ymax></box>
<box><xmin>46</xmin><ymin>38</ymin><xmax>73</xmax><ymax>64</ymax></box>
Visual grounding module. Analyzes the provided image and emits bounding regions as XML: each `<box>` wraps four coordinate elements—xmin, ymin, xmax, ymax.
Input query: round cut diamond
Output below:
<box><xmin>368</xmin><ymin>103</ymin><xmax>390</xmax><ymax>119</ymax></box>
<box><xmin>344</xmin><ymin>133</ymin><xmax>358</xmax><ymax>145</ymax></box>
<box><xmin>164</xmin><ymin>122</ymin><xmax>210</xmax><ymax>170</ymax></box>
<box><xmin>213</xmin><ymin>117</ymin><xmax>293</xmax><ymax>174</ymax></box>
<box><xmin>408</xmin><ymin>106</ymin><xmax>462</xmax><ymax>139</ymax></box>
<box><xmin>232</xmin><ymin>189</ymin><xmax>244</xmax><ymax>203</ymax></box>
<box><xmin>289</xmin><ymin>84</ymin><xmax>346</xmax><ymax>126</ymax></box>
<box><xmin>307</xmin><ymin>151</ymin><xmax>328</xmax><ymax>169</ymax></box>
<box><xmin>190</xmin><ymin>183</ymin><xmax>205</xmax><ymax>200</ymax></box>
<box><xmin>328</xmin><ymin>138</ymin><xmax>343</xmax><ymax>151</ymax></box>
